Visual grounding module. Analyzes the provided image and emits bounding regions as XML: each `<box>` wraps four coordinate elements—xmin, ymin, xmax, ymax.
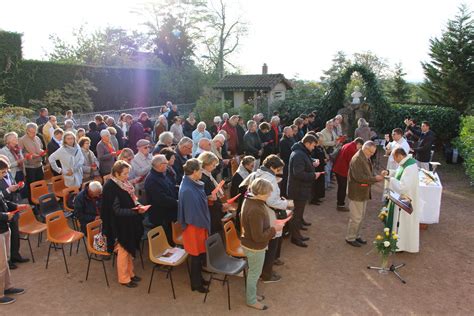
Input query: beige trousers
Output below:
<box><xmin>0</xmin><ymin>230</ymin><xmax>12</xmax><ymax>296</ymax></box>
<box><xmin>346</xmin><ymin>200</ymin><xmax>368</xmax><ymax>241</ymax></box>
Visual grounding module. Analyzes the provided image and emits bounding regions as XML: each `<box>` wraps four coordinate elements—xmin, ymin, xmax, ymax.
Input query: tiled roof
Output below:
<box><xmin>213</xmin><ymin>74</ymin><xmax>292</xmax><ymax>91</ymax></box>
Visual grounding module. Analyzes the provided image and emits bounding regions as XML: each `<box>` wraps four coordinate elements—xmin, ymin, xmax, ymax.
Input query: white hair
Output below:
<box><xmin>88</xmin><ymin>181</ymin><xmax>102</xmax><ymax>193</ymax></box>
<box><xmin>178</xmin><ymin>136</ymin><xmax>193</xmax><ymax>147</ymax></box>
<box><xmin>197</xmin><ymin>121</ymin><xmax>207</xmax><ymax>130</ymax></box>
<box><xmin>213</xmin><ymin>134</ymin><xmax>226</xmax><ymax>143</ymax></box>
<box><xmin>64</xmin><ymin>119</ymin><xmax>74</xmax><ymax>128</ymax></box>
<box><xmin>100</xmin><ymin>129</ymin><xmax>110</xmax><ymax>138</ymax></box>
<box><xmin>151</xmin><ymin>154</ymin><xmax>167</xmax><ymax>168</ymax></box>
<box><xmin>213</xmin><ymin>116</ymin><xmax>222</xmax><ymax>124</ymax></box>
<box><xmin>247</xmin><ymin>120</ymin><xmax>257</xmax><ymax>129</ymax></box>
<box><xmin>26</xmin><ymin>122</ymin><xmax>38</xmax><ymax>131</ymax></box>
<box><xmin>159</xmin><ymin>131</ymin><xmax>174</xmax><ymax>144</ymax></box>
<box><xmin>222</xmin><ymin>113</ymin><xmax>229</xmax><ymax>120</ymax></box>
<box><xmin>271</xmin><ymin>116</ymin><xmax>280</xmax><ymax>123</ymax></box>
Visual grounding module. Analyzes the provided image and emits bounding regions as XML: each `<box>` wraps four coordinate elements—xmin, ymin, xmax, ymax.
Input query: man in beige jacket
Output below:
<box><xmin>345</xmin><ymin>141</ymin><xmax>387</xmax><ymax>247</ymax></box>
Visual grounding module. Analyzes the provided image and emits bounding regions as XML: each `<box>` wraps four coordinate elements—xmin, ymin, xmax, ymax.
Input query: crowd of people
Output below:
<box><xmin>0</xmin><ymin>103</ymin><xmax>436</xmax><ymax>308</ymax></box>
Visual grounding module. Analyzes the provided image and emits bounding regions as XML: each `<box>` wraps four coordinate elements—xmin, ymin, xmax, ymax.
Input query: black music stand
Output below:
<box><xmin>367</xmin><ymin>190</ymin><xmax>413</xmax><ymax>284</ymax></box>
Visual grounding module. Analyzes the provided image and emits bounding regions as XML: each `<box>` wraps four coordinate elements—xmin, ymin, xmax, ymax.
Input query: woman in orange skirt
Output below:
<box><xmin>177</xmin><ymin>158</ymin><xmax>211</xmax><ymax>293</ymax></box>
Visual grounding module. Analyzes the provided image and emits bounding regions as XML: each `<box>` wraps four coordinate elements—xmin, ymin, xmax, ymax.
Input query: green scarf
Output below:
<box><xmin>385</xmin><ymin>157</ymin><xmax>417</xmax><ymax>230</ymax></box>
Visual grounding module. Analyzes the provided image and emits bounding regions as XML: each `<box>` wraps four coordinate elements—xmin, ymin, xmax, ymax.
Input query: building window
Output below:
<box><xmin>273</xmin><ymin>90</ymin><xmax>284</xmax><ymax>100</ymax></box>
<box><xmin>244</xmin><ymin>91</ymin><xmax>255</xmax><ymax>104</ymax></box>
<box><xmin>224</xmin><ymin>91</ymin><xmax>234</xmax><ymax>107</ymax></box>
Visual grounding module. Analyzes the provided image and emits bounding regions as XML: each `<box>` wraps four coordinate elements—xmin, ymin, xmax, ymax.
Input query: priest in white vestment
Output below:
<box><xmin>387</xmin><ymin>148</ymin><xmax>421</xmax><ymax>253</ymax></box>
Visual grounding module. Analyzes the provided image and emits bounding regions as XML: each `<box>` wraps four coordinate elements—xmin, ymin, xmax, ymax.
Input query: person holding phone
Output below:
<box><xmin>241</xmin><ymin>178</ymin><xmax>283</xmax><ymax>310</ymax></box>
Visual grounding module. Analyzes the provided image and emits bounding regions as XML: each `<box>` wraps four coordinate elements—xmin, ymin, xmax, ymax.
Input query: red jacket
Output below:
<box><xmin>221</xmin><ymin>121</ymin><xmax>238</xmax><ymax>155</ymax></box>
<box><xmin>332</xmin><ymin>141</ymin><xmax>358</xmax><ymax>177</ymax></box>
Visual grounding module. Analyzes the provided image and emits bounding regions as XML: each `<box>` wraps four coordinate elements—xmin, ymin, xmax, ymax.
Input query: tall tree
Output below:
<box><xmin>352</xmin><ymin>51</ymin><xmax>390</xmax><ymax>79</ymax></box>
<box><xmin>388</xmin><ymin>63</ymin><xmax>410</xmax><ymax>103</ymax></box>
<box><xmin>204</xmin><ymin>0</ymin><xmax>247</xmax><ymax>78</ymax></box>
<box><xmin>320</xmin><ymin>51</ymin><xmax>350</xmax><ymax>83</ymax></box>
<box><xmin>421</xmin><ymin>4</ymin><xmax>474</xmax><ymax>113</ymax></box>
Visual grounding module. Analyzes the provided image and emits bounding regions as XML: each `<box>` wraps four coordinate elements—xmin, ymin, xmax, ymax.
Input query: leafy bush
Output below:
<box><xmin>238</xmin><ymin>103</ymin><xmax>255</xmax><ymax>123</ymax></box>
<box><xmin>0</xmin><ymin>106</ymin><xmax>34</xmax><ymax>146</ymax></box>
<box><xmin>384</xmin><ymin>103</ymin><xmax>460</xmax><ymax>141</ymax></box>
<box><xmin>29</xmin><ymin>79</ymin><xmax>97</xmax><ymax>114</ymax></box>
<box><xmin>193</xmin><ymin>90</ymin><xmax>233</xmax><ymax>125</ymax></box>
<box><xmin>455</xmin><ymin>116</ymin><xmax>474</xmax><ymax>183</ymax></box>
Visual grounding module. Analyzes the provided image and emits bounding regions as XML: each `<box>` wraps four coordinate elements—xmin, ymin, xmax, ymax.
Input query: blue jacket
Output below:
<box><xmin>145</xmin><ymin>168</ymin><xmax>178</xmax><ymax>226</ymax></box>
<box><xmin>74</xmin><ymin>185</ymin><xmax>102</xmax><ymax>227</ymax></box>
<box><xmin>177</xmin><ymin>176</ymin><xmax>210</xmax><ymax>231</ymax></box>
<box><xmin>173</xmin><ymin>149</ymin><xmax>189</xmax><ymax>185</ymax></box>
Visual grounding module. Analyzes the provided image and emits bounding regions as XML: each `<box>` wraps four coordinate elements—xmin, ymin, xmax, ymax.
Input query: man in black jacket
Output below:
<box><xmin>106</xmin><ymin>117</ymin><xmax>124</xmax><ymax>149</ymax></box>
<box><xmin>279</xmin><ymin>127</ymin><xmax>296</xmax><ymax>197</ymax></box>
<box><xmin>173</xmin><ymin>137</ymin><xmax>193</xmax><ymax>185</ymax></box>
<box><xmin>0</xmin><ymin>159</ymin><xmax>29</xmax><ymax>269</ymax></box>
<box><xmin>243</xmin><ymin>120</ymin><xmax>262</xmax><ymax>169</ymax></box>
<box><xmin>407</xmin><ymin>120</ymin><xmax>436</xmax><ymax>170</ymax></box>
<box><xmin>287</xmin><ymin>134</ymin><xmax>323</xmax><ymax>247</ymax></box>
<box><xmin>0</xmin><ymin>158</ymin><xmax>26</xmax><ymax>304</ymax></box>
<box><xmin>47</xmin><ymin>128</ymin><xmax>64</xmax><ymax>176</ymax></box>
<box><xmin>145</xmin><ymin>155</ymin><xmax>178</xmax><ymax>245</ymax></box>
<box><xmin>74</xmin><ymin>181</ymin><xmax>102</xmax><ymax>234</ymax></box>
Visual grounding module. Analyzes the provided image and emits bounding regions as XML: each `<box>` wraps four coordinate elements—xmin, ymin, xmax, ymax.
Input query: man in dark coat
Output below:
<box><xmin>47</xmin><ymin>128</ymin><xmax>64</xmax><ymax>176</ymax></box>
<box><xmin>86</xmin><ymin>122</ymin><xmax>101</xmax><ymax>155</ymax></box>
<box><xmin>167</xmin><ymin>104</ymin><xmax>179</xmax><ymax>128</ymax></box>
<box><xmin>279</xmin><ymin>126</ymin><xmax>296</xmax><ymax>197</ymax></box>
<box><xmin>125</xmin><ymin>114</ymin><xmax>145</xmax><ymax>153</ymax></box>
<box><xmin>287</xmin><ymin>134</ymin><xmax>322</xmax><ymax>248</ymax></box>
<box><xmin>407</xmin><ymin>120</ymin><xmax>436</xmax><ymax>170</ymax></box>
<box><xmin>145</xmin><ymin>155</ymin><xmax>178</xmax><ymax>244</ymax></box>
<box><xmin>173</xmin><ymin>137</ymin><xmax>193</xmax><ymax>185</ymax></box>
<box><xmin>243</xmin><ymin>120</ymin><xmax>262</xmax><ymax>164</ymax></box>
<box><xmin>74</xmin><ymin>181</ymin><xmax>102</xmax><ymax>234</ymax></box>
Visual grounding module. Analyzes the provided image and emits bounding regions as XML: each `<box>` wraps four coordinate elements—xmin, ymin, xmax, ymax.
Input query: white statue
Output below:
<box><xmin>351</xmin><ymin>86</ymin><xmax>362</xmax><ymax>104</ymax></box>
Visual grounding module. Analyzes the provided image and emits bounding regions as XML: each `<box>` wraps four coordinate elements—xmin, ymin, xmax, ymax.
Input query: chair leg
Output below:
<box><xmin>102</xmin><ymin>258</ymin><xmax>110</xmax><ymax>287</ymax></box>
<box><xmin>203</xmin><ymin>274</ymin><xmax>213</xmax><ymax>303</ymax></box>
<box><xmin>61</xmin><ymin>245</ymin><xmax>69</xmax><ymax>274</ymax></box>
<box><xmin>168</xmin><ymin>268</ymin><xmax>176</xmax><ymax>299</ymax></box>
<box><xmin>139</xmin><ymin>248</ymin><xmax>145</xmax><ymax>270</ymax></box>
<box><xmin>76</xmin><ymin>239</ymin><xmax>81</xmax><ymax>254</ymax></box>
<box><xmin>147</xmin><ymin>265</ymin><xmax>157</xmax><ymax>294</ymax></box>
<box><xmin>226</xmin><ymin>276</ymin><xmax>231</xmax><ymax>310</ymax></box>
<box><xmin>185</xmin><ymin>257</ymin><xmax>191</xmax><ymax>280</ymax></box>
<box><xmin>45</xmin><ymin>243</ymin><xmax>53</xmax><ymax>269</ymax></box>
<box><xmin>82</xmin><ymin>238</ymin><xmax>89</xmax><ymax>259</ymax></box>
<box><xmin>26</xmin><ymin>235</ymin><xmax>35</xmax><ymax>263</ymax></box>
<box><xmin>37</xmin><ymin>232</ymin><xmax>42</xmax><ymax>247</ymax></box>
<box><xmin>69</xmin><ymin>242</ymin><xmax>73</xmax><ymax>256</ymax></box>
<box><xmin>85</xmin><ymin>255</ymin><xmax>92</xmax><ymax>281</ymax></box>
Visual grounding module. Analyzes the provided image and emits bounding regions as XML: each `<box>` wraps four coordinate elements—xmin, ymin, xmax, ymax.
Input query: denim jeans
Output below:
<box><xmin>324</xmin><ymin>161</ymin><xmax>333</xmax><ymax>188</ymax></box>
<box><xmin>243</xmin><ymin>248</ymin><xmax>266</xmax><ymax>305</ymax></box>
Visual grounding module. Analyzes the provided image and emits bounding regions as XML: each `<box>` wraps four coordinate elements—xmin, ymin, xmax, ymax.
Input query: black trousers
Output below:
<box><xmin>25</xmin><ymin>166</ymin><xmax>44</xmax><ymax>205</ymax></box>
<box><xmin>336</xmin><ymin>174</ymin><xmax>347</xmax><ymax>206</ymax></box>
<box><xmin>311</xmin><ymin>175</ymin><xmax>325</xmax><ymax>201</ymax></box>
<box><xmin>261</xmin><ymin>237</ymin><xmax>279</xmax><ymax>280</ymax></box>
<box><xmin>190</xmin><ymin>253</ymin><xmax>206</xmax><ymax>289</ymax></box>
<box><xmin>9</xmin><ymin>217</ymin><xmax>22</xmax><ymax>261</ymax></box>
<box><xmin>289</xmin><ymin>200</ymin><xmax>306</xmax><ymax>239</ymax></box>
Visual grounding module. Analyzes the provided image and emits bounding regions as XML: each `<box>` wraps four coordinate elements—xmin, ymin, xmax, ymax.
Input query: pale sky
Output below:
<box><xmin>1</xmin><ymin>0</ymin><xmax>472</xmax><ymax>82</ymax></box>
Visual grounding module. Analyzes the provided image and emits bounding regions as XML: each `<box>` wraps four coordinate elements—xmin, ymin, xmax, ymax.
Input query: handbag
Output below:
<box><xmin>93</xmin><ymin>232</ymin><xmax>107</xmax><ymax>252</ymax></box>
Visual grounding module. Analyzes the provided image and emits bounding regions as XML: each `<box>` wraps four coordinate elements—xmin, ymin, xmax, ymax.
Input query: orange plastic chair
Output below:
<box><xmin>45</xmin><ymin>211</ymin><xmax>84</xmax><ymax>273</ymax></box>
<box><xmin>147</xmin><ymin>226</ymin><xmax>189</xmax><ymax>298</ymax></box>
<box><xmin>171</xmin><ymin>221</ymin><xmax>183</xmax><ymax>246</ymax></box>
<box><xmin>18</xmin><ymin>206</ymin><xmax>47</xmax><ymax>263</ymax></box>
<box><xmin>62</xmin><ymin>187</ymin><xmax>80</xmax><ymax>230</ymax></box>
<box><xmin>51</xmin><ymin>175</ymin><xmax>67</xmax><ymax>199</ymax></box>
<box><xmin>30</xmin><ymin>180</ymin><xmax>49</xmax><ymax>205</ymax></box>
<box><xmin>85</xmin><ymin>219</ymin><xmax>111</xmax><ymax>287</ymax></box>
<box><xmin>223</xmin><ymin>221</ymin><xmax>245</xmax><ymax>257</ymax></box>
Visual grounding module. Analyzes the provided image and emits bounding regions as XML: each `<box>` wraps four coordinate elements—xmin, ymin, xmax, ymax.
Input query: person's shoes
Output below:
<box><xmin>257</xmin><ymin>294</ymin><xmax>265</xmax><ymax>302</ymax></box>
<box><xmin>345</xmin><ymin>240</ymin><xmax>361</xmax><ymax>247</ymax></box>
<box><xmin>121</xmin><ymin>281</ymin><xmax>138</xmax><ymax>288</ymax></box>
<box><xmin>8</xmin><ymin>262</ymin><xmax>17</xmax><ymax>270</ymax></box>
<box><xmin>337</xmin><ymin>205</ymin><xmax>350</xmax><ymax>212</ymax></box>
<box><xmin>302</xmin><ymin>220</ymin><xmax>312</xmax><ymax>226</ymax></box>
<box><xmin>262</xmin><ymin>274</ymin><xmax>281</xmax><ymax>283</ymax></box>
<box><xmin>192</xmin><ymin>286</ymin><xmax>209</xmax><ymax>293</ymax></box>
<box><xmin>11</xmin><ymin>257</ymin><xmax>30</xmax><ymax>264</ymax></box>
<box><xmin>300</xmin><ymin>226</ymin><xmax>308</xmax><ymax>231</ymax></box>
<box><xmin>131</xmin><ymin>276</ymin><xmax>141</xmax><ymax>282</ymax></box>
<box><xmin>201</xmin><ymin>279</ymin><xmax>210</xmax><ymax>286</ymax></box>
<box><xmin>4</xmin><ymin>288</ymin><xmax>25</xmax><ymax>295</ymax></box>
<box><xmin>309</xmin><ymin>200</ymin><xmax>321</xmax><ymax>205</ymax></box>
<box><xmin>356</xmin><ymin>238</ymin><xmax>367</xmax><ymax>244</ymax></box>
<box><xmin>247</xmin><ymin>302</ymin><xmax>268</xmax><ymax>310</ymax></box>
<box><xmin>299</xmin><ymin>236</ymin><xmax>310</xmax><ymax>241</ymax></box>
<box><xmin>274</xmin><ymin>259</ymin><xmax>285</xmax><ymax>266</ymax></box>
<box><xmin>0</xmin><ymin>296</ymin><xmax>15</xmax><ymax>305</ymax></box>
<box><xmin>291</xmin><ymin>239</ymin><xmax>308</xmax><ymax>248</ymax></box>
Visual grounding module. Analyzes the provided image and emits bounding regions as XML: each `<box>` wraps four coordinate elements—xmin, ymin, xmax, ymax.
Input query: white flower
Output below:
<box><xmin>384</xmin><ymin>241</ymin><xmax>390</xmax><ymax>247</ymax></box>
<box><xmin>384</xmin><ymin>228</ymin><xmax>390</xmax><ymax>233</ymax></box>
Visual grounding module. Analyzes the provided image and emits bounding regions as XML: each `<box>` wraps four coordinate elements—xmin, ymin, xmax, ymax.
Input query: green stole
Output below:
<box><xmin>385</xmin><ymin>157</ymin><xmax>417</xmax><ymax>231</ymax></box>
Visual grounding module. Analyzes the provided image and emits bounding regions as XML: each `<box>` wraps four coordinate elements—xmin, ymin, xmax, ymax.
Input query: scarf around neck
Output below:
<box><xmin>111</xmin><ymin>176</ymin><xmax>138</xmax><ymax>203</ymax></box>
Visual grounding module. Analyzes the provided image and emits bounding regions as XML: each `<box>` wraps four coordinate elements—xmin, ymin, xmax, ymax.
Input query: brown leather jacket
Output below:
<box><xmin>347</xmin><ymin>150</ymin><xmax>378</xmax><ymax>201</ymax></box>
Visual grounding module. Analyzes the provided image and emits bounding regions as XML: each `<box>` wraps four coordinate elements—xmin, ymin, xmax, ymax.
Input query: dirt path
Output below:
<box><xmin>5</xmin><ymin>160</ymin><xmax>474</xmax><ymax>315</ymax></box>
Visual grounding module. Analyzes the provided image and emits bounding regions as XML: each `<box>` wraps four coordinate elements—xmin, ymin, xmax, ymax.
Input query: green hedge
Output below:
<box><xmin>384</xmin><ymin>103</ymin><xmax>460</xmax><ymax>141</ymax></box>
<box><xmin>456</xmin><ymin>116</ymin><xmax>474</xmax><ymax>183</ymax></box>
<box><xmin>3</xmin><ymin>60</ymin><xmax>161</xmax><ymax>111</ymax></box>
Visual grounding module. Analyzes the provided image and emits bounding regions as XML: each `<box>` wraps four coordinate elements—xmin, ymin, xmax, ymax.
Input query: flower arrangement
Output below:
<box><xmin>378</xmin><ymin>206</ymin><xmax>389</xmax><ymax>222</ymax></box>
<box><xmin>374</xmin><ymin>228</ymin><xmax>399</xmax><ymax>271</ymax></box>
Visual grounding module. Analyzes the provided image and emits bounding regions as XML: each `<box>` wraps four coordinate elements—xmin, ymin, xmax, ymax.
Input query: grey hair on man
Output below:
<box><xmin>362</xmin><ymin>140</ymin><xmax>376</xmax><ymax>150</ymax></box>
<box><xmin>26</xmin><ymin>122</ymin><xmax>38</xmax><ymax>131</ymax></box>
<box><xmin>159</xmin><ymin>131</ymin><xmax>174</xmax><ymax>145</ymax></box>
<box><xmin>151</xmin><ymin>154</ymin><xmax>168</xmax><ymax>168</ymax></box>
<box><xmin>178</xmin><ymin>136</ymin><xmax>193</xmax><ymax>147</ymax></box>
<box><xmin>247</xmin><ymin>120</ymin><xmax>257</xmax><ymax>129</ymax></box>
<box><xmin>88</xmin><ymin>181</ymin><xmax>103</xmax><ymax>193</ymax></box>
